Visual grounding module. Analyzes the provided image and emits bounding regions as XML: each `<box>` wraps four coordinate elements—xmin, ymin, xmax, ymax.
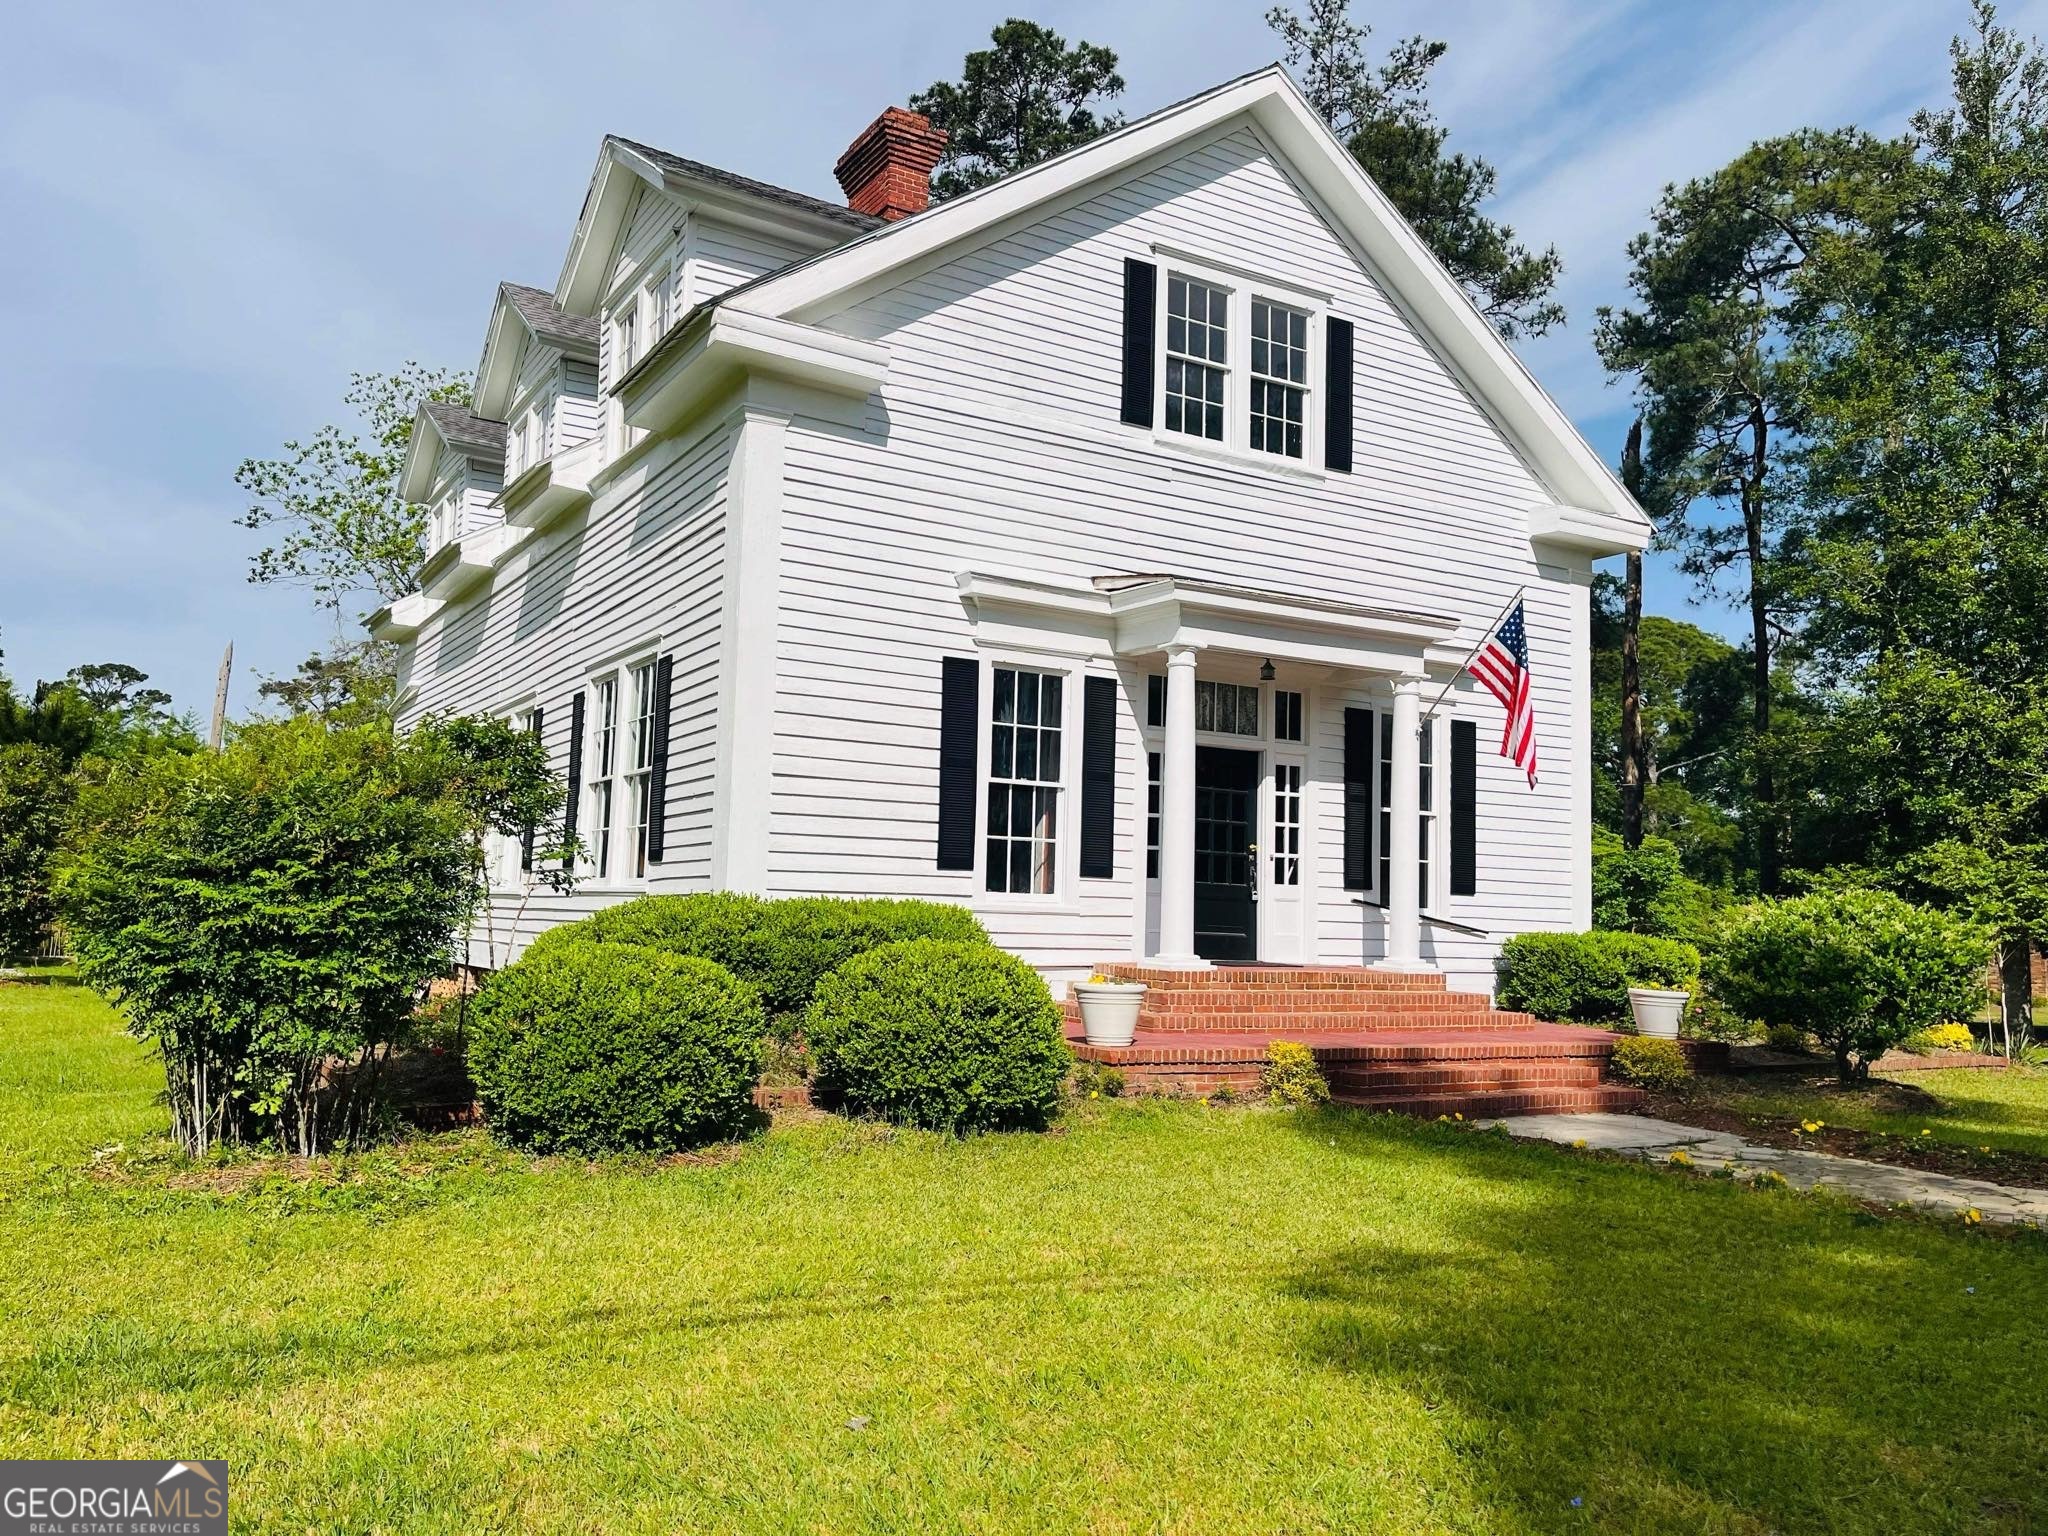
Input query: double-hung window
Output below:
<box><xmin>1164</xmin><ymin>273</ymin><xmax>1229</xmax><ymax>442</ymax></box>
<box><xmin>1378</xmin><ymin>713</ymin><xmax>1436</xmax><ymax>912</ymax></box>
<box><xmin>1155</xmin><ymin>258</ymin><xmax>1323</xmax><ymax>463</ymax></box>
<box><xmin>1249</xmin><ymin>299</ymin><xmax>1310</xmax><ymax>459</ymax></box>
<box><xmin>986</xmin><ymin>666</ymin><xmax>1062</xmax><ymax>895</ymax></box>
<box><xmin>625</xmin><ymin>660</ymin><xmax>656</xmax><ymax>879</ymax></box>
<box><xmin>587</xmin><ymin>677</ymin><xmax>619</xmax><ymax>879</ymax></box>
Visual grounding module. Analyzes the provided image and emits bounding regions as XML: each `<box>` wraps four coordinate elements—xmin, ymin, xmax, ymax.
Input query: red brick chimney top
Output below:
<box><xmin>833</xmin><ymin>106</ymin><xmax>948</xmax><ymax>222</ymax></box>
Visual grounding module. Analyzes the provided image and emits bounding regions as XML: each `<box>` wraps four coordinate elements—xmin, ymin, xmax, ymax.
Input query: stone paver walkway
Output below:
<box><xmin>1489</xmin><ymin>1112</ymin><xmax>2048</xmax><ymax>1226</ymax></box>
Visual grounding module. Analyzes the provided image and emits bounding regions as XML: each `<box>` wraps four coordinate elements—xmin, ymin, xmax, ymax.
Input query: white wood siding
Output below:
<box><xmin>766</xmin><ymin>122</ymin><xmax>1585</xmax><ymax>987</ymax></box>
<box><xmin>559</xmin><ymin>359</ymin><xmax>603</xmax><ymax>447</ymax></box>
<box><xmin>399</xmin><ymin>416</ymin><xmax>736</xmax><ymax>963</ymax></box>
<box><xmin>690</xmin><ymin>217</ymin><xmax>810</xmax><ymax>303</ymax></box>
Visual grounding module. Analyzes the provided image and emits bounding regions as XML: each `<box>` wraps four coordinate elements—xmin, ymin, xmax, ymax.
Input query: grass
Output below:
<box><xmin>4</xmin><ymin>989</ymin><xmax>2048</xmax><ymax>1533</ymax></box>
<box><xmin>1682</xmin><ymin>1067</ymin><xmax>2048</xmax><ymax>1161</ymax></box>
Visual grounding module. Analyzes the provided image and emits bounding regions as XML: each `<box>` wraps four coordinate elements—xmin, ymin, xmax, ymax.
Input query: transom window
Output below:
<box><xmin>1164</xmin><ymin>273</ymin><xmax>1228</xmax><ymax>442</ymax></box>
<box><xmin>1195</xmin><ymin>680</ymin><xmax>1260</xmax><ymax>736</ymax></box>
<box><xmin>1273</xmin><ymin>689</ymin><xmax>1304</xmax><ymax>742</ymax></box>
<box><xmin>1250</xmin><ymin>300</ymin><xmax>1311</xmax><ymax>459</ymax></box>
<box><xmin>1272</xmin><ymin>761</ymin><xmax>1302</xmax><ymax>886</ymax></box>
<box><xmin>987</xmin><ymin>666</ymin><xmax>1063</xmax><ymax>895</ymax></box>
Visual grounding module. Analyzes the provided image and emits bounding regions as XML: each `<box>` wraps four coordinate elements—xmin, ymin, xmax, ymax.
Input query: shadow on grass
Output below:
<box><xmin>1277</xmin><ymin>1106</ymin><xmax>2048</xmax><ymax>1532</ymax></box>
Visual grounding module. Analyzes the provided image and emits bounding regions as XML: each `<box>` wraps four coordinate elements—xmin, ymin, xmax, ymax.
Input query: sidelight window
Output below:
<box><xmin>1272</xmin><ymin>761</ymin><xmax>1302</xmax><ymax>886</ymax></box>
<box><xmin>987</xmin><ymin>666</ymin><xmax>1063</xmax><ymax>895</ymax></box>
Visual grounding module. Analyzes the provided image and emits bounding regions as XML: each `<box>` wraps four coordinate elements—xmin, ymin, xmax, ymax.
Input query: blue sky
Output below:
<box><xmin>0</xmin><ymin>0</ymin><xmax>2007</xmax><ymax>718</ymax></box>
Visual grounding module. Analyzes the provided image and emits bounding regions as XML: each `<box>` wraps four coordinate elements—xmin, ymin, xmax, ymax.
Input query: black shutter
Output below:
<box><xmin>1343</xmin><ymin>706</ymin><xmax>1373</xmax><ymax>890</ymax></box>
<box><xmin>645</xmin><ymin>654</ymin><xmax>673</xmax><ymax>863</ymax></box>
<box><xmin>937</xmin><ymin>657</ymin><xmax>979</xmax><ymax>871</ymax></box>
<box><xmin>521</xmin><ymin>706</ymin><xmax>543</xmax><ymax>872</ymax></box>
<box><xmin>1120</xmin><ymin>258</ymin><xmax>1157</xmax><ymax>427</ymax></box>
<box><xmin>1324</xmin><ymin>316</ymin><xmax>1354</xmax><ymax>473</ymax></box>
<box><xmin>1080</xmin><ymin>675</ymin><xmax>1117</xmax><ymax>880</ymax></box>
<box><xmin>561</xmin><ymin>691</ymin><xmax>585</xmax><ymax>871</ymax></box>
<box><xmin>1450</xmin><ymin>718</ymin><xmax>1477</xmax><ymax>897</ymax></box>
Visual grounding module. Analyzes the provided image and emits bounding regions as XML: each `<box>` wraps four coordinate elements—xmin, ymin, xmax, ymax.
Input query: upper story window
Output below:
<box><xmin>1164</xmin><ymin>273</ymin><xmax>1228</xmax><ymax>442</ymax></box>
<box><xmin>1250</xmin><ymin>300</ymin><xmax>1311</xmax><ymax>459</ymax></box>
<box><xmin>1155</xmin><ymin>260</ymin><xmax>1324</xmax><ymax>463</ymax></box>
<box><xmin>615</xmin><ymin>306</ymin><xmax>639</xmax><ymax>377</ymax></box>
<box><xmin>429</xmin><ymin>491</ymin><xmax>460</xmax><ymax>551</ymax></box>
<box><xmin>986</xmin><ymin>665</ymin><xmax>1063</xmax><ymax>895</ymax></box>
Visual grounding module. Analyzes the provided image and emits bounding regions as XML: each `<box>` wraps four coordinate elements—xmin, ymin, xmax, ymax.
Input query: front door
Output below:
<box><xmin>1194</xmin><ymin>746</ymin><xmax>1259</xmax><ymax>963</ymax></box>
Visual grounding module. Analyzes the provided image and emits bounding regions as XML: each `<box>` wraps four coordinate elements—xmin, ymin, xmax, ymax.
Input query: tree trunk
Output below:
<box><xmin>2001</xmin><ymin>939</ymin><xmax>2036</xmax><ymax>1055</ymax></box>
<box><xmin>1619</xmin><ymin>420</ymin><xmax>1647</xmax><ymax>848</ymax></box>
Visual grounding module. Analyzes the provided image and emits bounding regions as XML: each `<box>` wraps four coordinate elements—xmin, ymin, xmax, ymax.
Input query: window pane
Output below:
<box><xmin>1039</xmin><ymin>729</ymin><xmax>1061</xmax><ymax>783</ymax></box>
<box><xmin>987</xmin><ymin>782</ymin><xmax>1008</xmax><ymax>835</ymax></box>
<box><xmin>1016</xmin><ymin>727</ymin><xmax>1037</xmax><ymax>780</ymax></box>
<box><xmin>1010</xmin><ymin>840</ymin><xmax>1031</xmax><ymax>894</ymax></box>
<box><xmin>1040</xmin><ymin>673</ymin><xmax>1062</xmax><ymax>722</ymax></box>
<box><xmin>994</xmin><ymin>667</ymin><xmax>1016</xmax><ymax>723</ymax></box>
<box><xmin>1017</xmin><ymin>673</ymin><xmax>1039</xmax><ymax>726</ymax></box>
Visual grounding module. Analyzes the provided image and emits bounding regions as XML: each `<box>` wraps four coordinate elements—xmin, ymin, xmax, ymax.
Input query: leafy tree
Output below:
<box><xmin>0</xmin><ymin>682</ymin><xmax>100</xmax><ymax>767</ymax></box>
<box><xmin>1268</xmin><ymin>0</ymin><xmax>1562</xmax><ymax>338</ymax></box>
<box><xmin>256</xmin><ymin>642</ymin><xmax>398</xmax><ymax>726</ymax></box>
<box><xmin>235</xmin><ymin>364</ymin><xmax>471</xmax><ymax>613</ymax></box>
<box><xmin>0</xmin><ymin>745</ymin><xmax>70</xmax><ymax>965</ymax></box>
<box><xmin>1592</xmin><ymin>831</ymin><xmax>1728</xmax><ymax>945</ymax></box>
<box><xmin>910</xmin><ymin>20</ymin><xmax>1125</xmax><ymax>201</ymax></box>
<box><xmin>1792</xmin><ymin>2</ymin><xmax>2048</xmax><ymax>1035</ymax></box>
<box><xmin>1594</xmin><ymin>127</ymin><xmax>1903</xmax><ymax>893</ymax></box>
<box><xmin>60</xmin><ymin>714</ymin><xmax>537</xmax><ymax>1156</ymax></box>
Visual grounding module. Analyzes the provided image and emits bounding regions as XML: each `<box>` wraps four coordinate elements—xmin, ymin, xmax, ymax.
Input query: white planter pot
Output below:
<box><xmin>1075</xmin><ymin>983</ymin><xmax>1146</xmax><ymax>1047</ymax></box>
<box><xmin>1627</xmin><ymin>986</ymin><xmax>1690</xmax><ymax>1040</ymax></box>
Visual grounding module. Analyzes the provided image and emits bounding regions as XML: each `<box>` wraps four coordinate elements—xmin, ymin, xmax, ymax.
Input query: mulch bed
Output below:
<box><xmin>1639</xmin><ymin>1075</ymin><xmax>2048</xmax><ymax>1190</ymax></box>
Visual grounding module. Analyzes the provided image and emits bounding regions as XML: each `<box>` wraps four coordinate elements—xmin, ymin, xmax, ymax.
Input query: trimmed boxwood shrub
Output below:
<box><xmin>528</xmin><ymin>893</ymin><xmax>987</xmax><ymax>1016</ymax></box>
<box><xmin>1495</xmin><ymin>931</ymin><xmax>1702</xmax><ymax>1025</ymax></box>
<box><xmin>1609</xmin><ymin>1035</ymin><xmax>1692</xmax><ymax>1090</ymax></box>
<box><xmin>805</xmin><ymin>939</ymin><xmax>1069</xmax><ymax>1133</ymax></box>
<box><xmin>469</xmin><ymin>939</ymin><xmax>766</xmax><ymax>1153</ymax></box>
<box><xmin>1707</xmin><ymin>889</ymin><xmax>1992</xmax><ymax>1080</ymax></box>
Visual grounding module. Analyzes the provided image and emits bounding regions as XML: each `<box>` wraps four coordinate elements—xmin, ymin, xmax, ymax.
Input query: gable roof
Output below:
<box><xmin>500</xmin><ymin>281</ymin><xmax>601</xmax><ymax>351</ymax></box>
<box><xmin>724</xmin><ymin>65</ymin><xmax>1649</xmax><ymax>543</ymax></box>
<box><xmin>554</xmin><ymin>135</ymin><xmax>880</xmax><ymax>315</ymax></box>
<box><xmin>399</xmin><ymin>400</ymin><xmax>505</xmax><ymax>504</ymax></box>
<box><xmin>610</xmin><ymin>137</ymin><xmax>882</xmax><ymax>234</ymax></box>
<box><xmin>475</xmin><ymin>281</ymin><xmax>600</xmax><ymax>420</ymax></box>
<box><xmin>420</xmin><ymin>400</ymin><xmax>506</xmax><ymax>456</ymax></box>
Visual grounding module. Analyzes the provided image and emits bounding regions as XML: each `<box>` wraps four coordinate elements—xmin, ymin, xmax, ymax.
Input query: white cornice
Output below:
<box><xmin>618</xmin><ymin>308</ymin><xmax>888</xmax><ymax>438</ymax></box>
<box><xmin>1527</xmin><ymin>502</ymin><xmax>1652</xmax><ymax>557</ymax></box>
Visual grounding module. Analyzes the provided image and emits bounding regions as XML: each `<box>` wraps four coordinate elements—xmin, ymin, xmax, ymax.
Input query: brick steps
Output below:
<box><xmin>1341</xmin><ymin>1084</ymin><xmax>1646</xmax><ymax>1118</ymax></box>
<box><xmin>1061</xmin><ymin>1002</ymin><xmax>1537</xmax><ymax>1034</ymax></box>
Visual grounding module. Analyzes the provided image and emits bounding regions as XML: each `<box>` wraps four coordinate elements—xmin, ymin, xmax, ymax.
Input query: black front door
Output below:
<box><xmin>1194</xmin><ymin>746</ymin><xmax>1259</xmax><ymax>963</ymax></box>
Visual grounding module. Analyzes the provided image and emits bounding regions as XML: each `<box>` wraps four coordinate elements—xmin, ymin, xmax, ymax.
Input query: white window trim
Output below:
<box><xmin>1150</xmin><ymin>250</ymin><xmax>1326</xmax><ymax>475</ymax></box>
<box><xmin>578</xmin><ymin>655</ymin><xmax>659</xmax><ymax>892</ymax></box>
<box><xmin>974</xmin><ymin>652</ymin><xmax>1081</xmax><ymax>911</ymax></box>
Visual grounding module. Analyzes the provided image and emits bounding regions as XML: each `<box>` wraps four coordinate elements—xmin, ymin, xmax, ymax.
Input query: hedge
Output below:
<box><xmin>1495</xmin><ymin>930</ymin><xmax>1702</xmax><ymax>1025</ymax></box>
<box><xmin>529</xmin><ymin>893</ymin><xmax>987</xmax><ymax>1016</ymax></box>
<box><xmin>804</xmin><ymin>939</ymin><xmax>1069</xmax><ymax>1133</ymax></box>
<box><xmin>469</xmin><ymin>939</ymin><xmax>765</xmax><ymax>1153</ymax></box>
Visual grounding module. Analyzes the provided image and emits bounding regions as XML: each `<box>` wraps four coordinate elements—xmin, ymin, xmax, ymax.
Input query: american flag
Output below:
<box><xmin>1467</xmin><ymin>601</ymin><xmax>1539</xmax><ymax>787</ymax></box>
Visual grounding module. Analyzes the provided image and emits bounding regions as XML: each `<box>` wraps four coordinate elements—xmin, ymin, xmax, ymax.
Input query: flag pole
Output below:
<box><xmin>1421</xmin><ymin>586</ymin><xmax>1526</xmax><ymax>721</ymax></box>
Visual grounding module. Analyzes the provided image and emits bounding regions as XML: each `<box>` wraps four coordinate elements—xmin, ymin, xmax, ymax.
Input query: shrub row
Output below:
<box><xmin>528</xmin><ymin>892</ymin><xmax>987</xmax><ymax>1016</ymax></box>
<box><xmin>473</xmin><ymin>894</ymin><xmax>1068</xmax><ymax>1151</ymax></box>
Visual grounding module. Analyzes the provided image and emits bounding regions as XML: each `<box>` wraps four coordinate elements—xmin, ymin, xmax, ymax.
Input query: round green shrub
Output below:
<box><xmin>804</xmin><ymin>939</ymin><xmax>1068</xmax><ymax>1133</ymax></box>
<box><xmin>1495</xmin><ymin>931</ymin><xmax>1702</xmax><ymax>1024</ymax></box>
<box><xmin>1707</xmin><ymin>889</ymin><xmax>1992</xmax><ymax>1079</ymax></box>
<box><xmin>469</xmin><ymin>939</ymin><xmax>766</xmax><ymax>1153</ymax></box>
<box><xmin>1609</xmin><ymin>1035</ymin><xmax>1692</xmax><ymax>1090</ymax></box>
<box><xmin>527</xmin><ymin>893</ymin><xmax>987</xmax><ymax>1016</ymax></box>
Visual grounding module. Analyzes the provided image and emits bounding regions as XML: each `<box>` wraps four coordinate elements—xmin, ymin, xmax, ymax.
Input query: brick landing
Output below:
<box><xmin>1068</xmin><ymin>964</ymin><xmax>1644</xmax><ymax>1117</ymax></box>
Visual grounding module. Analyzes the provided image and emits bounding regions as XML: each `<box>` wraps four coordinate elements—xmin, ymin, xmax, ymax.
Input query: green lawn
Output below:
<box><xmin>1690</xmin><ymin>1067</ymin><xmax>2048</xmax><ymax>1160</ymax></box>
<box><xmin>3</xmin><ymin>988</ymin><xmax>2047</xmax><ymax>1533</ymax></box>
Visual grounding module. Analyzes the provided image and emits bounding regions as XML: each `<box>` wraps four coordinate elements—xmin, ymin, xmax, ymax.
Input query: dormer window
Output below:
<box><xmin>616</xmin><ymin>306</ymin><xmax>639</xmax><ymax>376</ymax></box>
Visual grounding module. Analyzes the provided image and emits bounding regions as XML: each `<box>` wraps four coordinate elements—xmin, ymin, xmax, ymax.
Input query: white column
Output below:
<box><xmin>1154</xmin><ymin>645</ymin><xmax>1205</xmax><ymax>968</ymax></box>
<box><xmin>1379</xmin><ymin>674</ymin><xmax>1426</xmax><ymax>970</ymax></box>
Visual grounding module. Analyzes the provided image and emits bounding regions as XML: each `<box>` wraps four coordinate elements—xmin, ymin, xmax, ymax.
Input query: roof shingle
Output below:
<box><xmin>421</xmin><ymin>399</ymin><xmax>506</xmax><ymax>457</ymax></box>
<box><xmin>499</xmin><ymin>281</ymin><xmax>601</xmax><ymax>351</ymax></box>
<box><xmin>610</xmin><ymin>135</ymin><xmax>883</xmax><ymax>233</ymax></box>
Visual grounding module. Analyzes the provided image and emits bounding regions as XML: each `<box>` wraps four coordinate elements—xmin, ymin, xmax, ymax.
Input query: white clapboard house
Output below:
<box><xmin>375</xmin><ymin>65</ymin><xmax>1650</xmax><ymax>1009</ymax></box>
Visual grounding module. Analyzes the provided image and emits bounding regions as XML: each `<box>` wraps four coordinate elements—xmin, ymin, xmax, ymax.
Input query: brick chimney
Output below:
<box><xmin>833</xmin><ymin>107</ymin><xmax>947</xmax><ymax>222</ymax></box>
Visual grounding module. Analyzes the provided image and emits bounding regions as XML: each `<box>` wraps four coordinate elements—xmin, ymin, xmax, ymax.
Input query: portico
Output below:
<box><xmin>956</xmin><ymin>570</ymin><xmax>1466</xmax><ymax>971</ymax></box>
